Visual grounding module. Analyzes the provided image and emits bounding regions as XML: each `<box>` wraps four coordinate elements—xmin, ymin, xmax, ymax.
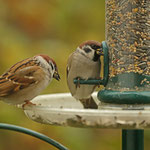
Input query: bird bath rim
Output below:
<box><xmin>23</xmin><ymin>92</ymin><xmax>150</xmax><ymax>129</ymax></box>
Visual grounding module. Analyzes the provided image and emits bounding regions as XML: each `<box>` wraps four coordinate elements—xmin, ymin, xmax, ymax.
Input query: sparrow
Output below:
<box><xmin>66</xmin><ymin>40</ymin><xmax>103</xmax><ymax>109</ymax></box>
<box><xmin>0</xmin><ymin>54</ymin><xmax>60</xmax><ymax>106</ymax></box>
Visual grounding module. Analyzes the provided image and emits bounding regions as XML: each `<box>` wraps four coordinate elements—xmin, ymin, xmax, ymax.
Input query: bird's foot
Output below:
<box><xmin>22</xmin><ymin>100</ymin><xmax>36</xmax><ymax>109</ymax></box>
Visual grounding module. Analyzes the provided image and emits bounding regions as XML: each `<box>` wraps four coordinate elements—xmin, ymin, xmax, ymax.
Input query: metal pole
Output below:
<box><xmin>0</xmin><ymin>123</ymin><xmax>69</xmax><ymax>150</ymax></box>
<box><xmin>122</xmin><ymin>129</ymin><xmax>144</xmax><ymax>150</ymax></box>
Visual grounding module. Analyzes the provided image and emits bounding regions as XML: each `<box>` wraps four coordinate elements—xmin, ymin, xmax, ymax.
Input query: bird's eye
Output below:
<box><xmin>84</xmin><ymin>47</ymin><xmax>92</xmax><ymax>53</ymax></box>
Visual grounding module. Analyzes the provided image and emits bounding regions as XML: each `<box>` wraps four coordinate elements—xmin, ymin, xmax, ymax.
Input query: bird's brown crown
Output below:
<box><xmin>79</xmin><ymin>40</ymin><xmax>102</xmax><ymax>49</ymax></box>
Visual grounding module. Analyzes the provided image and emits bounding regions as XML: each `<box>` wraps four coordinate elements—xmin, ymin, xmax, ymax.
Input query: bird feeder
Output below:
<box><xmin>98</xmin><ymin>0</ymin><xmax>150</xmax><ymax>104</ymax></box>
<box><xmin>23</xmin><ymin>0</ymin><xmax>150</xmax><ymax>150</ymax></box>
<box><xmin>98</xmin><ymin>1</ymin><xmax>150</xmax><ymax>149</ymax></box>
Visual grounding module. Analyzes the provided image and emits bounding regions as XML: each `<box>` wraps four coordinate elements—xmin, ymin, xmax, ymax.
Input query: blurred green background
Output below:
<box><xmin>0</xmin><ymin>0</ymin><xmax>150</xmax><ymax>150</ymax></box>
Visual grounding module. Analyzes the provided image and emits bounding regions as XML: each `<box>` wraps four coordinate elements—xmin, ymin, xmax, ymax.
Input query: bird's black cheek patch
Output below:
<box><xmin>93</xmin><ymin>51</ymin><xmax>100</xmax><ymax>62</ymax></box>
<box><xmin>50</xmin><ymin>63</ymin><xmax>54</xmax><ymax>70</ymax></box>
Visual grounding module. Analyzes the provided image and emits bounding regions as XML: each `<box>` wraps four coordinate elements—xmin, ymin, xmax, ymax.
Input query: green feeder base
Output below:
<box><xmin>98</xmin><ymin>73</ymin><xmax>150</xmax><ymax>104</ymax></box>
<box><xmin>98</xmin><ymin>90</ymin><xmax>150</xmax><ymax>104</ymax></box>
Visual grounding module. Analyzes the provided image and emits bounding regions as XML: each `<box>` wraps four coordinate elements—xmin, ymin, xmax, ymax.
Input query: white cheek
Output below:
<box><xmin>36</xmin><ymin>56</ymin><xmax>53</xmax><ymax>71</ymax></box>
<box><xmin>87</xmin><ymin>51</ymin><xmax>95</xmax><ymax>60</ymax></box>
<box><xmin>78</xmin><ymin>47</ymin><xmax>95</xmax><ymax>60</ymax></box>
<box><xmin>47</xmin><ymin>68</ymin><xmax>54</xmax><ymax>80</ymax></box>
<box><xmin>51</xmin><ymin>69</ymin><xmax>55</xmax><ymax>77</ymax></box>
<box><xmin>36</xmin><ymin>56</ymin><xmax>55</xmax><ymax>78</ymax></box>
<box><xmin>36</xmin><ymin>56</ymin><xmax>49</xmax><ymax>67</ymax></box>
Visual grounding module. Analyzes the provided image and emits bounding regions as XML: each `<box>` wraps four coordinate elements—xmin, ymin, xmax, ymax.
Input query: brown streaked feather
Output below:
<box><xmin>3</xmin><ymin>57</ymin><xmax>38</xmax><ymax>74</ymax></box>
<box><xmin>0</xmin><ymin>81</ymin><xmax>18</xmax><ymax>96</ymax></box>
<box><xmin>0</xmin><ymin>66</ymin><xmax>42</xmax><ymax>97</ymax></box>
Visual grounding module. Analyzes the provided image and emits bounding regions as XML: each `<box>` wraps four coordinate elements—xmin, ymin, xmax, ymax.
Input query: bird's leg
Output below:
<box><xmin>80</xmin><ymin>97</ymin><xmax>98</xmax><ymax>109</ymax></box>
<box><xmin>97</xmin><ymin>84</ymin><xmax>101</xmax><ymax>88</ymax></box>
<box><xmin>76</xmin><ymin>77</ymin><xmax>81</xmax><ymax>88</ymax></box>
<box><xmin>22</xmin><ymin>100</ymin><xmax>36</xmax><ymax>109</ymax></box>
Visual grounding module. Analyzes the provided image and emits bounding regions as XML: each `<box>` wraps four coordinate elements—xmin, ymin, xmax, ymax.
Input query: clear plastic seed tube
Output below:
<box><xmin>106</xmin><ymin>0</ymin><xmax>150</xmax><ymax>78</ymax></box>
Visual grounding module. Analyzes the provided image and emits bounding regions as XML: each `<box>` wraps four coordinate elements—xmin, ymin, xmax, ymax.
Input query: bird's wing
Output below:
<box><xmin>66</xmin><ymin>53</ymin><xmax>74</xmax><ymax>77</ymax></box>
<box><xmin>0</xmin><ymin>66</ymin><xmax>41</xmax><ymax>97</ymax></box>
<box><xmin>66</xmin><ymin>52</ymin><xmax>78</xmax><ymax>96</ymax></box>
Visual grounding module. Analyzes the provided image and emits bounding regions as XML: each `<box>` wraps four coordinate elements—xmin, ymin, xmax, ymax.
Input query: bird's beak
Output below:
<box><xmin>96</xmin><ymin>48</ymin><xmax>104</xmax><ymax>56</ymax></box>
<box><xmin>53</xmin><ymin>71</ymin><xmax>60</xmax><ymax>81</ymax></box>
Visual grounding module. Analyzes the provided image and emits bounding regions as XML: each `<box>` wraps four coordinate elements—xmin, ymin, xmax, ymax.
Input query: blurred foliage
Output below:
<box><xmin>0</xmin><ymin>0</ymin><xmax>149</xmax><ymax>150</ymax></box>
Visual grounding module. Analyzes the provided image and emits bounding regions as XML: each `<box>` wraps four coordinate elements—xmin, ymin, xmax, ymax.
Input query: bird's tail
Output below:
<box><xmin>80</xmin><ymin>96</ymin><xmax>98</xmax><ymax>109</ymax></box>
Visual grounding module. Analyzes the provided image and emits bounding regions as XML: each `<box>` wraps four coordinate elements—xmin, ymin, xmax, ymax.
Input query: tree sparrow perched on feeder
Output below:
<box><xmin>0</xmin><ymin>54</ymin><xmax>60</xmax><ymax>106</ymax></box>
<box><xmin>67</xmin><ymin>40</ymin><xmax>103</xmax><ymax>109</ymax></box>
